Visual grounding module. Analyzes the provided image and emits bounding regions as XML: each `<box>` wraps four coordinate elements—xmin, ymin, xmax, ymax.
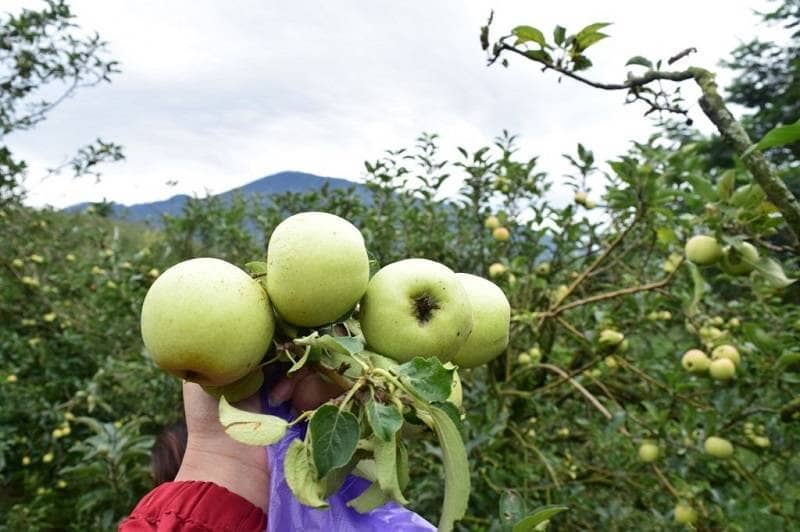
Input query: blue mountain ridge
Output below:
<box><xmin>65</xmin><ymin>171</ymin><xmax>370</xmax><ymax>223</ymax></box>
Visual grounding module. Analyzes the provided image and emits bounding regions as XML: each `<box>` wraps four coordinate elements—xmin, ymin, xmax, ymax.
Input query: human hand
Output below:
<box><xmin>174</xmin><ymin>367</ymin><xmax>344</xmax><ymax>509</ymax></box>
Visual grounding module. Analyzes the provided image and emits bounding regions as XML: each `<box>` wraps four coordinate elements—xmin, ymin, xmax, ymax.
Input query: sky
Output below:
<box><xmin>5</xmin><ymin>0</ymin><xmax>775</xmax><ymax>209</ymax></box>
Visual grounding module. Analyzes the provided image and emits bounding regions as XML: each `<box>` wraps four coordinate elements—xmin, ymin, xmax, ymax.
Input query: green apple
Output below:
<box><xmin>484</xmin><ymin>215</ymin><xmax>500</xmax><ymax>229</ymax></box>
<box><xmin>681</xmin><ymin>349</ymin><xmax>710</xmax><ymax>373</ymax></box>
<box><xmin>598</xmin><ymin>329</ymin><xmax>624</xmax><ymax>347</ymax></box>
<box><xmin>711</xmin><ymin>344</ymin><xmax>740</xmax><ymax>365</ymax></box>
<box><xmin>140</xmin><ymin>258</ymin><xmax>275</xmax><ymax>386</ymax></box>
<box><xmin>704</xmin><ymin>436</ymin><xmax>734</xmax><ymax>458</ymax></box>
<box><xmin>638</xmin><ymin>441</ymin><xmax>660</xmax><ymax>463</ymax></box>
<box><xmin>584</xmin><ymin>197</ymin><xmax>597</xmax><ymax>209</ymax></box>
<box><xmin>674</xmin><ymin>502</ymin><xmax>697</xmax><ymax>525</ymax></box>
<box><xmin>488</xmin><ymin>262</ymin><xmax>508</xmax><ymax>278</ymax></box>
<box><xmin>359</xmin><ymin>258</ymin><xmax>473</xmax><ymax>363</ymax></box>
<box><xmin>709</xmin><ymin>358</ymin><xmax>736</xmax><ymax>380</ymax></box>
<box><xmin>451</xmin><ymin>273</ymin><xmax>511</xmax><ymax>369</ymax></box>
<box><xmin>685</xmin><ymin>235</ymin><xmax>722</xmax><ymax>265</ymax></box>
<box><xmin>574</xmin><ymin>191</ymin><xmax>588</xmax><ymax>205</ymax></box>
<box><xmin>752</xmin><ymin>435</ymin><xmax>770</xmax><ymax>448</ymax></box>
<box><xmin>266</xmin><ymin>212</ymin><xmax>369</xmax><ymax>327</ymax></box>
<box><xmin>518</xmin><ymin>353</ymin><xmax>532</xmax><ymax>365</ymax></box>
<box><xmin>492</xmin><ymin>226</ymin><xmax>510</xmax><ymax>241</ymax></box>
<box><xmin>720</xmin><ymin>242</ymin><xmax>759</xmax><ymax>276</ymax></box>
<box><xmin>202</xmin><ymin>369</ymin><xmax>264</xmax><ymax>402</ymax></box>
<box><xmin>535</xmin><ymin>262</ymin><xmax>551</xmax><ymax>276</ymax></box>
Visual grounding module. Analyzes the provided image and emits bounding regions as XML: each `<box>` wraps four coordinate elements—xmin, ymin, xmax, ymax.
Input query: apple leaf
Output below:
<box><xmin>347</xmin><ymin>481</ymin><xmax>388</xmax><ymax>513</ymax></box>
<box><xmin>512</xmin><ymin>505</ymin><xmax>569</xmax><ymax>532</ymax></box>
<box><xmin>750</xmin><ymin>257</ymin><xmax>796</xmax><ymax>288</ymax></box>
<box><xmin>397</xmin><ymin>440</ymin><xmax>410</xmax><ymax>491</ymax></box>
<box><xmin>776</xmin><ymin>351</ymin><xmax>800</xmax><ymax>372</ymax></box>
<box><xmin>685</xmin><ymin>262</ymin><xmax>705</xmax><ymax>317</ymax></box>
<box><xmin>353</xmin><ymin>458</ymin><xmax>377</xmax><ymax>482</ymax></box>
<box><xmin>432</xmin><ymin>401</ymin><xmax>465</xmax><ymax>437</ymax></box>
<box><xmin>373</xmin><ymin>433</ymin><xmax>408</xmax><ymax>504</ymax></box>
<box><xmin>284</xmin><ymin>439</ymin><xmax>329</xmax><ymax>508</ymax></box>
<box><xmin>744</xmin><ymin>118</ymin><xmax>800</xmax><ymax>156</ymax></box>
<box><xmin>553</xmin><ymin>25</ymin><xmax>566</xmax><ymax>46</ymax></box>
<box><xmin>397</xmin><ymin>357</ymin><xmax>454</xmax><ymax>403</ymax></box>
<box><xmin>512</xmin><ymin>25</ymin><xmax>546</xmax><ymax>47</ymax></box>
<box><xmin>218</xmin><ymin>396</ymin><xmax>288</xmax><ymax>446</ymax></box>
<box><xmin>423</xmin><ymin>404</ymin><xmax>470</xmax><ymax>532</ymax></box>
<box><xmin>366</xmin><ymin>401</ymin><xmax>403</xmax><ymax>442</ymax></box>
<box><xmin>309</xmin><ymin>405</ymin><xmax>360</xmax><ymax>478</ymax></box>
<box><xmin>625</xmin><ymin>55</ymin><xmax>652</xmax><ymax>68</ymax></box>
<box><xmin>287</xmin><ymin>345</ymin><xmax>311</xmax><ymax>375</ymax></box>
<box><xmin>716</xmin><ymin>170</ymin><xmax>736</xmax><ymax>201</ymax></box>
<box><xmin>316</xmin><ymin>334</ymin><xmax>365</xmax><ymax>356</ymax></box>
<box><xmin>244</xmin><ymin>261</ymin><xmax>268</xmax><ymax>276</ymax></box>
<box><xmin>729</xmin><ymin>183</ymin><xmax>765</xmax><ymax>208</ymax></box>
<box><xmin>322</xmin><ymin>453</ymin><xmax>361</xmax><ymax>498</ymax></box>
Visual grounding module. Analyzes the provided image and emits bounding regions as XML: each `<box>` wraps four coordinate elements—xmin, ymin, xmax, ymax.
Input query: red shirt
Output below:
<box><xmin>119</xmin><ymin>481</ymin><xmax>266</xmax><ymax>531</ymax></box>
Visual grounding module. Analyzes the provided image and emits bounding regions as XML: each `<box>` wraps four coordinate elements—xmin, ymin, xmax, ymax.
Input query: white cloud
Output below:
<box><xmin>4</xmin><ymin>0</ymin><xmax>774</xmax><ymax>208</ymax></box>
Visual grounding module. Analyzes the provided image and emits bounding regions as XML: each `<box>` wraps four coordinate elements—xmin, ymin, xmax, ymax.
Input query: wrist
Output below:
<box><xmin>175</xmin><ymin>437</ymin><xmax>269</xmax><ymax>509</ymax></box>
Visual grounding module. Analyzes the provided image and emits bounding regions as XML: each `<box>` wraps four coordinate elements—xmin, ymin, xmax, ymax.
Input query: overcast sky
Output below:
<box><xmin>6</xmin><ymin>0</ymin><xmax>774</xmax><ymax>208</ymax></box>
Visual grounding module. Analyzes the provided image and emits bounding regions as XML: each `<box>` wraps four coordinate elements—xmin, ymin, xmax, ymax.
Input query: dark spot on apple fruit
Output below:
<box><xmin>413</xmin><ymin>294</ymin><xmax>440</xmax><ymax>324</ymax></box>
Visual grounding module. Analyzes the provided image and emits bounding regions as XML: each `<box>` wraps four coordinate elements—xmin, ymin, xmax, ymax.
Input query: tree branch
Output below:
<box><xmin>491</xmin><ymin>42</ymin><xmax>800</xmax><ymax>246</ymax></box>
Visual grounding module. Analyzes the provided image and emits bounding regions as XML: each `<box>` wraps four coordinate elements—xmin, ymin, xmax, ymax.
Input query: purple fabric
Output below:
<box><xmin>261</xmin><ymin>393</ymin><xmax>436</xmax><ymax>532</ymax></box>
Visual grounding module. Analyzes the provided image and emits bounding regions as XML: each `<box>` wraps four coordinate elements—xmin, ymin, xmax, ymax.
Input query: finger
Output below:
<box><xmin>290</xmin><ymin>372</ymin><xmax>343</xmax><ymax>412</ymax></box>
<box><xmin>268</xmin><ymin>367</ymin><xmax>311</xmax><ymax>406</ymax></box>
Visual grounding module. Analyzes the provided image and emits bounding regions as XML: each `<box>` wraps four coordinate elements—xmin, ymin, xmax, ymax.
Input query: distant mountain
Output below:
<box><xmin>65</xmin><ymin>171</ymin><xmax>369</xmax><ymax>223</ymax></box>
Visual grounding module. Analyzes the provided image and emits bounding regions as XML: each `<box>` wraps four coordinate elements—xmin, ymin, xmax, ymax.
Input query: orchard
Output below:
<box><xmin>2</xmin><ymin>1</ymin><xmax>800</xmax><ymax>531</ymax></box>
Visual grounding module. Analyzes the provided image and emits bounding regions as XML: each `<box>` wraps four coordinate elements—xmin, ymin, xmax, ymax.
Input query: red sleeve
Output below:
<box><xmin>119</xmin><ymin>481</ymin><xmax>266</xmax><ymax>532</ymax></box>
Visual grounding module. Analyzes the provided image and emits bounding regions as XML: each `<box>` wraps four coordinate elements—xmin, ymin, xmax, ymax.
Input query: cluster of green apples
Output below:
<box><xmin>573</xmin><ymin>190</ymin><xmax>596</xmax><ymax>209</ymax></box>
<box><xmin>484</xmin><ymin>215</ymin><xmax>511</xmax><ymax>242</ymax></box>
<box><xmin>684</xmin><ymin>234</ymin><xmax>760</xmax><ymax>275</ymax></box>
<box><xmin>637</xmin><ymin>434</ymin><xmax>736</xmax><ymax>525</ymax></box>
<box><xmin>140</xmin><ymin>212</ymin><xmax>511</xmax><ymax>396</ymax></box>
<box><xmin>681</xmin><ymin>343</ymin><xmax>741</xmax><ymax>381</ymax></box>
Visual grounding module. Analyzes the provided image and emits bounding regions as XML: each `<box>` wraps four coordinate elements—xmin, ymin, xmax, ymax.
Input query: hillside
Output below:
<box><xmin>66</xmin><ymin>171</ymin><xmax>369</xmax><ymax>223</ymax></box>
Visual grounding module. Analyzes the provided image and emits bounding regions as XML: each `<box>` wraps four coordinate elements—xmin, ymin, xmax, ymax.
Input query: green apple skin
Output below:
<box><xmin>682</xmin><ymin>349</ymin><xmax>711</xmax><ymax>373</ymax></box>
<box><xmin>711</xmin><ymin>344</ymin><xmax>741</xmax><ymax>365</ymax></box>
<box><xmin>674</xmin><ymin>502</ymin><xmax>697</xmax><ymax>524</ymax></box>
<box><xmin>638</xmin><ymin>441</ymin><xmax>660</xmax><ymax>463</ymax></box>
<box><xmin>451</xmin><ymin>273</ymin><xmax>510</xmax><ymax>369</ymax></box>
<box><xmin>359</xmin><ymin>258</ymin><xmax>473</xmax><ymax>363</ymax></box>
<box><xmin>704</xmin><ymin>436</ymin><xmax>734</xmax><ymax>458</ymax></box>
<box><xmin>492</xmin><ymin>227</ymin><xmax>510</xmax><ymax>241</ymax></box>
<box><xmin>140</xmin><ymin>258</ymin><xmax>275</xmax><ymax>386</ymax></box>
<box><xmin>202</xmin><ymin>369</ymin><xmax>264</xmax><ymax>402</ymax></box>
<box><xmin>709</xmin><ymin>358</ymin><xmax>736</xmax><ymax>380</ymax></box>
<box><xmin>685</xmin><ymin>235</ymin><xmax>722</xmax><ymax>265</ymax></box>
<box><xmin>721</xmin><ymin>242</ymin><xmax>758</xmax><ymax>276</ymax></box>
<box><xmin>488</xmin><ymin>262</ymin><xmax>508</xmax><ymax>278</ymax></box>
<box><xmin>266</xmin><ymin>212</ymin><xmax>369</xmax><ymax>327</ymax></box>
<box><xmin>598</xmin><ymin>329</ymin><xmax>624</xmax><ymax>347</ymax></box>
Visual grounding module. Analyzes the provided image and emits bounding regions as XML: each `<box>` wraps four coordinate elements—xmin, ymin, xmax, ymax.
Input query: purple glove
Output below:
<box><xmin>261</xmin><ymin>393</ymin><xmax>436</xmax><ymax>532</ymax></box>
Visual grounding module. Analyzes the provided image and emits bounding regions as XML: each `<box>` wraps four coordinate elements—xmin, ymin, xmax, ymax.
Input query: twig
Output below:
<box><xmin>538</xmin><ymin>363</ymin><xmax>612</xmax><ymax>420</ymax></box>
<box><xmin>550</xmin><ymin>259</ymin><xmax>682</xmax><ymax>316</ymax></box>
<box><xmin>651</xmin><ymin>464</ymin><xmax>680</xmax><ymax>498</ymax></box>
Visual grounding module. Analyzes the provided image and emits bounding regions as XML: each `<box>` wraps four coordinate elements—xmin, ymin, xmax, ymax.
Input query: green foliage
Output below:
<box><xmin>724</xmin><ymin>0</ymin><xmax>800</xmax><ymax>165</ymax></box>
<box><xmin>0</xmin><ymin>205</ymin><xmax>180</xmax><ymax>530</ymax></box>
<box><xmin>0</xmin><ymin>0</ymin><xmax>123</xmax><ymax>203</ymax></box>
<box><xmin>2</xmin><ymin>3</ymin><xmax>800</xmax><ymax>531</ymax></box>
